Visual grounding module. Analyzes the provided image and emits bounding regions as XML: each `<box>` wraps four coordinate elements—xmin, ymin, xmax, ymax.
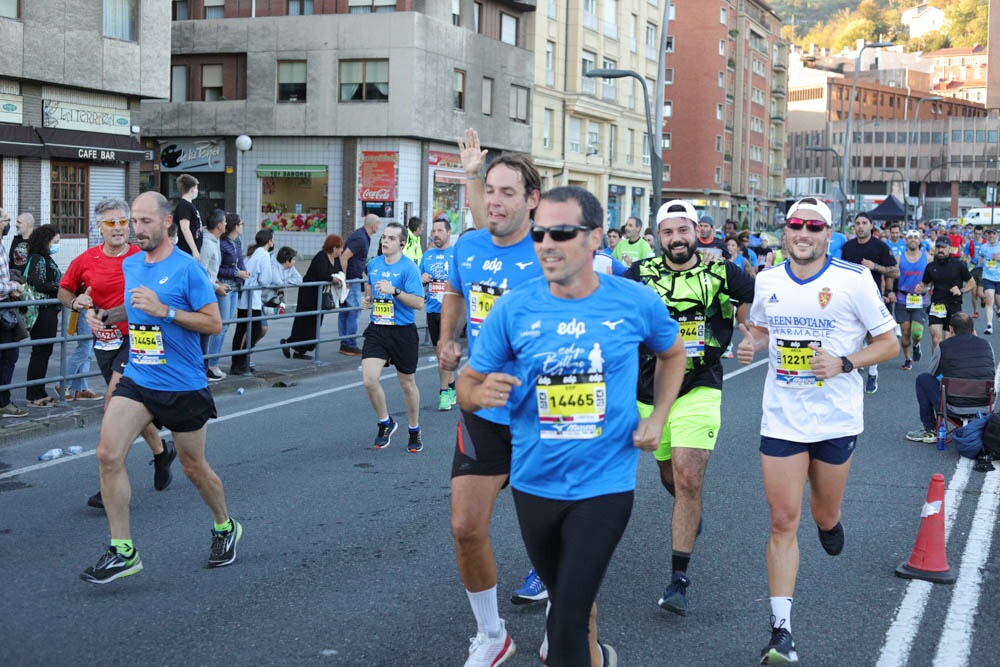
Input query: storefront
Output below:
<box><xmin>158</xmin><ymin>137</ymin><xmax>227</xmax><ymax>222</ymax></box>
<box><xmin>429</xmin><ymin>150</ymin><xmax>470</xmax><ymax>236</ymax></box>
<box><xmin>257</xmin><ymin>164</ymin><xmax>328</xmax><ymax>233</ymax></box>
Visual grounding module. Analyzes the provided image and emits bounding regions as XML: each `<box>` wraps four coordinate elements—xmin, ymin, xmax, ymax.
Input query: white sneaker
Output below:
<box><xmin>465</xmin><ymin>619</ymin><xmax>516</xmax><ymax>667</ymax></box>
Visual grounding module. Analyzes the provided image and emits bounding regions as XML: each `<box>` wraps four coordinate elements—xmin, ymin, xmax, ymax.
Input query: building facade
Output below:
<box><xmin>0</xmin><ymin>1</ymin><xmax>169</xmax><ymax>261</ymax></box>
<box><xmin>927</xmin><ymin>45</ymin><xmax>988</xmax><ymax>105</ymax></box>
<box><xmin>139</xmin><ymin>0</ymin><xmax>535</xmax><ymax>256</ymax></box>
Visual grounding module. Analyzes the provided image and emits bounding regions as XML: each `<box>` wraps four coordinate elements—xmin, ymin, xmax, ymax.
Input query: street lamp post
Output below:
<box><xmin>843</xmin><ymin>41</ymin><xmax>893</xmax><ymax>218</ymax></box>
<box><xmin>905</xmin><ymin>95</ymin><xmax>941</xmax><ymax>225</ymax></box>
<box><xmin>584</xmin><ymin>68</ymin><xmax>663</xmax><ymax>220</ymax></box>
<box><xmin>235</xmin><ymin>134</ymin><xmax>253</xmax><ymax>224</ymax></box>
<box><xmin>880</xmin><ymin>167</ymin><xmax>906</xmax><ymax>223</ymax></box>
<box><xmin>805</xmin><ymin>145</ymin><xmax>846</xmax><ymax>230</ymax></box>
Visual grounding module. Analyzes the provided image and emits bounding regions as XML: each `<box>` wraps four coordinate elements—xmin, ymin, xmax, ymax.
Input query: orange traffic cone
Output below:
<box><xmin>895</xmin><ymin>473</ymin><xmax>956</xmax><ymax>584</ymax></box>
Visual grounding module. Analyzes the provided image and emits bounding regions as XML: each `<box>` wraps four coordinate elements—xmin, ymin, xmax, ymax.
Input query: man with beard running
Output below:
<box><xmin>626</xmin><ymin>200</ymin><xmax>755</xmax><ymax>616</ymax></box>
<box><xmin>421</xmin><ymin>216</ymin><xmax>458</xmax><ymax>410</ymax></box>
<box><xmin>891</xmin><ymin>229</ymin><xmax>930</xmax><ymax>369</ymax></box>
<box><xmin>612</xmin><ymin>215</ymin><xmax>654</xmax><ymax>267</ymax></box>
<box><xmin>58</xmin><ymin>197</ymin><xmax>176</xmax><ymax>510</ymax></box>
<box><xmin>916</xmin><ymin>237</ymin><xmax>974</xmax><ymax>350</ymax></box>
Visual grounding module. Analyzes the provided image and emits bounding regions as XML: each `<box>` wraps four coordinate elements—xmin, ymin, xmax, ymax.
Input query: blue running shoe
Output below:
<box><xmin>865</xmin><ymin>372</ymin><xmax>878</xmax><ymax>394</ymax></box>
<box><xmin>658</xmin><ymin>572</ymin><xmax>690</xmax><ymax>615</ymax></box>
<box><xmin>511</xmin><ymin>568</ymin><xmax>548</xmax><ymax>604</ymax></box>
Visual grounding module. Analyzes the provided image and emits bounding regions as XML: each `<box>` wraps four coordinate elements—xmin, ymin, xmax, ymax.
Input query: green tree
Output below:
<box><xmin>944</xmin><ymin>0</ymin><xmax>988</xmax><ymax>46</ymax></box>
<box><xmin>836</xmin><ymin>18</ymin><xmax>879</xmax><ymax>50</ymax></box>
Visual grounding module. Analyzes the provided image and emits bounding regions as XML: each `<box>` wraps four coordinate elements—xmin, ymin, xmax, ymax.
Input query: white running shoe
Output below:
<box><xmin>465</xmin><ymin>619</ymin><xmax>516</xmax><ymax>667</ymax></box>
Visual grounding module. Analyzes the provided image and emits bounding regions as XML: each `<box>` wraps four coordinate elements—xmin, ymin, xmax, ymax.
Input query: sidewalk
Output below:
<box><xmin>0</xmin><ymin>300</ymin><xmax>436</xmax><ymax>448</ymax></box>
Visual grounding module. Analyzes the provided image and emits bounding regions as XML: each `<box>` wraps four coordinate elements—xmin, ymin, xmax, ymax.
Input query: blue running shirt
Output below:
<box><xmin>470</xmin><ymin>274</ymin><xmax>679</xmax><ymax>501</ymax></box>
<box><xmin>366</xmin><ymin>254</ymin><xmax>423</xmax><ymax>326</ymax></box>
<box><xmin>419</xmin><ymin>246</ymin><xmax>453</xmax><ymax>315</ymax></box>
<box><xmin>123</xmin><ymin>248</ymin><xmax>217</xmax><ymax>391</ymax></box>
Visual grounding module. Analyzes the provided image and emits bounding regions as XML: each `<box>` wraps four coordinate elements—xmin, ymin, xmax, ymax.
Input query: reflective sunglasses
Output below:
<box><xmin>785</xmin><ymin>217</ymin><xmax>828</xmax><ymax>232</ymax></box>
<box><xmin>530</xmin><ymin>224</ymin><xmax>591</xmax><ymax>242</ymax></box>
<box><xmin>100</xmin><ymin>218</ymin><xmax>130</xmax><ymax>228</ymax></box>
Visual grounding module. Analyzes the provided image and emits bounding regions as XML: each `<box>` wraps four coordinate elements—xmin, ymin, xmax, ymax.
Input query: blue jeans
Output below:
<box><xmin>208</xmin><ymin>290</ymin><xmax>238</xmax><ymax>368</ymax></box>
<box><xmin>916</xmin><ymin>372</ymin><xmax>942</xmax><ymax>429</ymax></box>
<box><xmin>338</xmin><ymin>281</ymin><xmax>362</xmax><ymax>349</ymax></box>
<box><xmin>68</xmin><ymin>313</ymin><xmax>93</xmax><ymax>392</ymax></box>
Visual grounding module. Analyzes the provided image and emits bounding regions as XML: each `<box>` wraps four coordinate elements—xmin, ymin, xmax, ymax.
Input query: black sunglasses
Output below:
<box><xmin>530</xmin><ymin>225</ymin><xmax>591</xmax><ymax>242</ymax></box>
<box><xmin>786</xmin><ymin>217</ymin><xmax>828</xmax><ymax>232</ymax></box>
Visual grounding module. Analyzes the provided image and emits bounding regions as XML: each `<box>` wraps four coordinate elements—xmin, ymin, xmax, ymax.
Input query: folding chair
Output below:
<box><xmin>937</xmin><ymin>377</ymin><xmax>995</xmax><ymax>442</ymax></box>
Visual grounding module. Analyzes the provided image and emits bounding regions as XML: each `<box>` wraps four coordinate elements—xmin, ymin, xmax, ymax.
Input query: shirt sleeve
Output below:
<box><xmin>403</xmin><ymin>260</ymin><xmax>423</xmax><ymax>294</ymax></box>
<box><xmin>639</xmin><ymin>284</ymin><xmax>679</xmax><ymax>353</ymax></box>
<box><xmin>185</xmin><ymin>260</ymin><xmax>217</xmax><ymax>312</ymax></box>
<box><xmin>60</xmin><ymin>256</ymin><xmax>83</xmax><ymax>292</ymax></box>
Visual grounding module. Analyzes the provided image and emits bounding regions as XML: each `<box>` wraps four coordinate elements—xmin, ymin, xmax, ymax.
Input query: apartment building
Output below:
<box><xmin>927</xmin><ymin>45</ymin><xmax>988</xmax><ymax>105</ymax></box>
<box><xmin>0</xmin><ymin>1</ymin><xmax>169</xmax><ymax>260</ymax></box>
<box><xmin>139</xmin><ymin>0</ymin><xmax>535</xmax><ymax>255</ymax></box>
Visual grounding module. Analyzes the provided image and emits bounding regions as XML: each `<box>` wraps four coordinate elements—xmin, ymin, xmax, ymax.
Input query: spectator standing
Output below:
<box><xmin>199</xmin><ymin>209</ymin><xmax>229</xmax><ymax>381</ymax></box>
<box><xmin>173</xmin><ymin>174</ymin><xmax>203</xmax><ymax>261</ymax></box>
<box><xmin>8</xmin><ymin>212</ymin><xmax>33</xmax><ymax>276</ymax></box>
<box><xmin>216</xmin><ymin>214</ymin><xmax>249</xmax><ymax>372</ymax></box>
<box><xmin>338</xmin><ymin>214</ymin><xmax>380</xmax><ymax>356</ymax></box>
<box><xmin>24</xmin><ymin>225</ymin><xmax>62</xmax><ymax>407</ymax></box>
<box><xmin>283</xmin><ymin>235</ymin><xmax>343</xmax><ymax>359</ymax></box>
<box><xmin>230</xmin><ymin>228</ymin><xmax>274</xmax><ymax>376</ymax></box>
<box><xmin>0</xmin><ymin>207</ymin><xmax>26</xmax><ymax>417</ymax></box>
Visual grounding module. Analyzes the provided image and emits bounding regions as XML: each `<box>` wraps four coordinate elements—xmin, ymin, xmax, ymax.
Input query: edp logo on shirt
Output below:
<box><xmin>482</xmin><ymin>258</ymin><xmax>503</xmax><ymax>273</ymax></box>
<box><xmin>557</xmin><ymin>318</ymin><xmax>587</xmax><ymax>338</ymax></box>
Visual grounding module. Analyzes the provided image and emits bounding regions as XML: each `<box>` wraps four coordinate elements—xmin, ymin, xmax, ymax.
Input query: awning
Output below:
<box><xmin>256</xmin><ymin>164</ymin><xmax>327</xmax><ymax>178</ymax></box>
<box><xmin>35</xmin><ymin>127</ymin><xmax>145</xmax><ymax>162</ymax></box>
<box><xmin>0</xmin><ymin>124</ymin><xmax>45</xmax><ymax>158</ymax></box>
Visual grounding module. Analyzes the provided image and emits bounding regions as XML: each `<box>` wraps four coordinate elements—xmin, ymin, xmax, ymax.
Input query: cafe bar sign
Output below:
<box><xmin>42</xmin><ymin>100</ymin><xmax>131</xmax><ymax>136</ymax></box>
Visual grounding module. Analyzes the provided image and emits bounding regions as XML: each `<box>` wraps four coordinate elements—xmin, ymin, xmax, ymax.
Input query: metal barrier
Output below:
<box><xmin>0</xmin><ymin>277</ymin><xmax>366</xmax><ymax>400</ymax></box>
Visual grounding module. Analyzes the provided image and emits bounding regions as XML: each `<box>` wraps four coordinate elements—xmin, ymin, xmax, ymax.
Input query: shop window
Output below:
<box><xmin>0</xmin><ymin>0</ymin><xmax>16</xmax><ymax>18</ymax></box>
<box><xmin>509</xmin><ymin>85</ymin><xmax>529</xmax><ymax>123</ymax></box>
<box><xmin>201</xmin><ymin>64</ymin><xmax>223</xmax><ymax>101</ymax></box>
<box><xmin>348</xmin><ymin>0</ymin><xmax>396</xmax><ymax>13</ymax></box>
<box><xmin>172</xmin><ymin>0</ymin><xmax>188</xmax><ymax>20</ymax></box>
<box><xmin>103</xmin><ymin>0</ymin><xmax>137</xmax><ymax>40</ymax></box>
<box><xmin>339</xmin><ymin>59</ymin><xmax>389</xmax><ymax>102</ymax></box>
<box><xmin>288</xmin><ymin>0</ymin><xmax>313</xmax><ymax>15</ymax></box>
<box><xmin>277</xmin><ymin>61</ymin><xmax>307</xmax><ymax>102</ymax></box>
<box><xmin>204</xmin><ymin>0</ymin><xmax>224</xmax><ymax>19</ymax></box>
<box><xmin>453</xmin><ymin>69</ymin><xmax>465</xmax><ymax>110</ymax></box>
<box><xmin>500</xmin><ymin>13</ymin><xmax>517</xmax><ymax>45</ymax></box>
<box><xmin>482</xmin><ymin>77</ymin><xmax>493</xmax><ymax>116</ymax></box>
<box><xmin>258</xmin><ymin>166</ymin><xmax>329</xmax><ymax>233</ymax></box>
<box><xmin>51</xmin><ymin>162</ymin><xmax>89</xmax><ymax>237</ymax></box>
<box><xmin>171</xmin><ymin>65</ymin><xmax>188</xmax><ymax>102</ymax></box>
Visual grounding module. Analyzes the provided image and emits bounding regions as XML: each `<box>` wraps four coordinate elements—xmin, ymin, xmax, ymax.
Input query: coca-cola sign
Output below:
<box><xmin>359</xmin><ymin>151</ymin><xmax>397</xmax><ymax>202</ymax></box>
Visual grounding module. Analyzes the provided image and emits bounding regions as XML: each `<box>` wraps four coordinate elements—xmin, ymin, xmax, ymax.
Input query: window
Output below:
<box><xmin>630</xmin><ymin>15</ymin><xmax>637</xmax><ymax>52</ymax></box>
<box><xmin>665</xmin><ymin>164</ymin><xmax>671</xmax><ymax>182</ymax></box>
<box><xmin>609</xmin><ymin>124</ymin><xmax>617</xmax><ymax>160</ymax></box>
<box><xmin>453</xmin><ymin>69</ymin><xmax>465</xmax><ymax>110</ymax></box>
<box><xmin>715</xmin><ymin>135</ymin><xmax>722</xmax><ymax>152</ymax></box>
<box><xmin>202</xmin><ymin>64</ymin><xmax>223</xmax><ymax>101</ymax></box>
<box><xmin>277</xmin><ymin>61</ymin><xmax>307</xmax><ymax>102</ymax></box>
<box><xmin>103</xmin><ymin>0</ymin><xmax>137</xmax><ymax>40</ymax></box>
<box><xmin>718</xmin><ymin>71</ymin><xmax>724</xmax><ymax>87</ymax></box>
<box><xmin>602</xmin><ymin>59</ymin><xmax>616</xmax><ymax>100</ymax></box>
<box><xmin>288</xmin><ymin>0</ymin><xmax>314</xmax><ymax>15</ymax></box>
<box><xmin>482</xmin><ymin>77</ymin><xmax>493</xmax><ymax>115</ymax></box>
<box><xmin>752</xmin><ymin>59</ymin><xmax>766</xmax><ymax>76</ymax></box>
<box><xmin>474</xmin><ymin>2</ymin><xmax>481</xmax><ymax>31</ymax></box>
<box><xmin>500</xmin><ymin>13</ymin><xmax>517</xmax><ymax>45</ymax></box>
<box><xmin>646</xmin><ymin>24</ymin><xmax>657</xmax><ymax>59</ymax></box>
<box><xmin>587</xmin><ymin>122</ymin><xmax>600</xmax><ymax>155</ymax></box>
<box><xmin>569</xmin><ymin>118</ymin><xmax>581</xmax><ymax>153</ymax></box>
<box><xmin>348</xmin><ymin>0</ymin><xmax>396</xmax><ymax>13</ymax></box>
<box><xmin>172</xmin><ymin>0</ymin><xmax>189</xmax><ymax>20</ymax></box>
<box><xmin>203</xmin><ymin>0</ymin><xmax>224</xmax><ymax>19</ymax></box>
<box><xmin>642</xmin><ymin>133</ymin><xmax>650</xmax><ymax>165</ymax></box>
<box><xmin>665</xmin><ymin>36</ymin><xmax>674</xmax><ymax>53</ymax></box>
<box><xmin>543</xmin><ymin>109</ymin><xmax>553</xmax><ymax>148</ymax></box>
<box><xmin>339</xmin><ymin>59</ymin><xmax>389</xmax><ymax>102</ymax></box>
<box><xmin>452</xmin><ymin>0</ymin><xmax>460</xmax><ymax>25</ymax></box>
<box><xmin>603</xmin><ymin>0</ymin><xmax>617</xmax><ymax>39</ymax></box>
<box><xmin>720</xmin><ymin>7</ymin><xmax>726</xmax><ymax>24</ymax></box>
<box><xmin>664</xmin><ymin>101</ymin><xmax>672</xmax><ymax>118</ymax></box>
<box><xmin>548</xmin><ymin>0</ymin><xmax>556</xmax><ymax>19</ymax></box>
<box><xmin>626</xmin><ymin>129</ymin><xmax>634</xmax><ymax>162</ymax></box>
<box><xmin>170</xmin><ymin>65</ymin><xmax>188</xmax><ymax>102</ymax></box>
<box><xmin>719</xmin><ymin>40</ymin><xmax>726</xmax><ymax>56</ymax></box>
<box><xmin>716</xmin><ymin>104</ymin><xmax>723</xmax><ymax>120</ymax></box>
<box><xmin>509</xmin><ymin>84</ymin><xmax>529</xmax><ymax>123</ymax></box>
<box><xmin>714</xmin><ymin>167</ymin><xmax>721</xmax><ymax>184</ymax></box>
<box><xmin>663</xmin><ymin>133</ymin><xmax>671</xmax><ymax>150</ymax></box>
<box><xmin>664</xmin><ymin>68</ymin><xmax>673</xmax><ymax>85</ymax></box>
<box><xmin>51</xmin><ymin>163</ymin><xmax>89</xmax><ymax>237</ymax></box>
<box><xmin>583</xmin><ymin>0</ymin><xmax>597</xmax><ymax>30</ymax></box>
<box><xmin>581</xmin><ymin>51</ymin><xmax>596</xmax><ymax>95</ymax></box>
<box><xmin>546</xmin><ymin>42</ymin><xmax>555</xmax><ymax>86</ymax></box>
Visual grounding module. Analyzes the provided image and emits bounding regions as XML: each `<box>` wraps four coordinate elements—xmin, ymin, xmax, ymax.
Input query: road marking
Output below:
<box><xmin>876</xmin><ymin>458</ymin><xmax>972</xmax><ymax>667</ymax></box>
<box><xmin>723</xmin><ymin>358</ymin><xmax>768</xmax><ymax>379</ymax></box>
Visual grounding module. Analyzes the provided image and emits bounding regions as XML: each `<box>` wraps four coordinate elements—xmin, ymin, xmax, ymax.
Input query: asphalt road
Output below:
<box><xmin>1</xmin><ymin>336</ymin><xmax>999</xmax><ymax>666</ymax></box>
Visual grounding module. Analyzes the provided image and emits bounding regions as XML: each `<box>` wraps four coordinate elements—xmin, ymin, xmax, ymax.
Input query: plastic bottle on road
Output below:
<box><xmin>67</xmin><ymin>446</ymin><xmax>84</xmax><ymax>455</ymax></box>
<box><xmin>936</xmin><ymin>422</ymin><xmax>947</xmax><ymax>451</ymax></box>
<box><xmin>38</xmin><ymin>448</ymin><xmax>64</xmax><ymax>461</ymax></box>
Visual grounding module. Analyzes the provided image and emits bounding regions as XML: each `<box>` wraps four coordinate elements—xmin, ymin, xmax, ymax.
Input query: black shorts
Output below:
<box><xmin>362</xmin><ymin>323</ymin><xmax>419</xmax><ymax>374</ymax></box>
<box><xmin>95</xmin><ymin>345</ymin><xmax>129</xmax><ymax>384</ymax></box>
<box><xmin>928</xmin><ymin>302</ymin><xmax>962</xmax><ymax>327</ymax></box>
<box><xmin>113</xmin><ymin>375</ymin><xmax>217</xmax><ymax>433</ymax></box>
<box><xmin>426</xmin><ymin>312</ymin><xmax>442</xmax><ymax>347</ymax></box>
<box><xmin>451</xmin><ymin>409</ymin><xmax>512</xmax><ymax>480</ymax></box>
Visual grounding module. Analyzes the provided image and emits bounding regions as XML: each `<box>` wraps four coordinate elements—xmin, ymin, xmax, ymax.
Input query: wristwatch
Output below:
<box><xmin>840</xmin><ymin>356</ymin><xmax>854</xmax><ymax>374</ymax></box>
<box><xmin>164</xmin><ymin>306</ymin><xmax>177</xmax><ymax>323</ymax></box>
<box><xmin>393</xmin><ymin>288</ymin><xmax>401</xmax><ymax>297</ymax></box>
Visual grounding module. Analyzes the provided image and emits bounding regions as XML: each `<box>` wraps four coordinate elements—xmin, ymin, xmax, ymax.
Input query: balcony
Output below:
<box><xmin>770</xmin><ymin>162</ymin><xmax>783</xmax><ymax>175</ymax></box>
<box><xmin>773</xmin><ymin>60</ymin><xmax>787</xmax><ymax>73</ymax></box>
<box><xmin>772</xmin><ymin>87</ymin><xmax>786</xmax><ymax>98</ymax></box>
<box><xmin>770</xmin><ymin>111</ymin><xmax>785</xmax><ymax>122</ymax></box>
<box><xmin>727</xmin><ymin>58</ymin><xmax>736</xmax><ymax>70</ymax></box>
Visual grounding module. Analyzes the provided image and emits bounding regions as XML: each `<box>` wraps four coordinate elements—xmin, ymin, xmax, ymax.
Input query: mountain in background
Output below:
<box><xmin>769</xmin><ymin>0</ymin><xmax>987</xmax><ymax>52</ymax></box>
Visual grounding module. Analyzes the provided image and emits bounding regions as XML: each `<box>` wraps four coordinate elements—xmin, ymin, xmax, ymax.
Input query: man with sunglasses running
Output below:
<box><xmin>737</xmin><ymin>198</ymin><xmax>898</xmax><ymax>664</ymax></box>
<box><xmin>58</xmin><ymin>197</ymin><xmax>176</xmax><ymax>511</ymax></box>
<box><xmin>458</xmin><ymin>186</ymin><xmax>685</xmax><ymax>666</ymax></box>
<box><xmin>625</xmin><ymin>200</ymin><xmax>755</xmax><ymax>617</ymax></box>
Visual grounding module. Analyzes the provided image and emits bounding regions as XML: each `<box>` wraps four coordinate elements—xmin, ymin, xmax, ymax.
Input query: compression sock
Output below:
<box><xmin>214</xmin><ymin>518</ymin><xmax>233</xmax><ymax>533</ymax></box>
<box><xmin>110</xmin><ymin>539</ymin><xmax>134</xmax><ymax>558</ymax></box>
<box><xmin>770</xmin><ymin>597</ymin><xmax>792</xmax><ymax>632</ymax></box>
<box><xmin>671</xmin><ymin>550</ymin><xmax>691</xmax><ymax>575</ymax></box>
<box><xmin>467</xmin><ymin>587</ymin><xmax>502</xmax><ymax>636</ymax></box>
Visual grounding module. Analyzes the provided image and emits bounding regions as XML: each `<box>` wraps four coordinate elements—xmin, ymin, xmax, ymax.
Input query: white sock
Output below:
<box><xmin>770</xmin><ymin>596</ymin><xmax>793</xmax><ymax>633</ymax></box>
<box><xmin>467</xmin><ymin>587</ymin><xmax>502</xmax><ymax>636</ymax></box>
<box><xmin>869</xmin><ymin>364</ymin><xmax>878</xmax><ymax>376</ymax></box>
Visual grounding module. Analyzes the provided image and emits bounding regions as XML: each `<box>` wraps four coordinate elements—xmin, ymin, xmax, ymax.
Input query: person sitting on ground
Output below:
<box><xmin>905</xmin><ymin>312</ymin><xmax>995</xmax><ymax>444</ymax></box>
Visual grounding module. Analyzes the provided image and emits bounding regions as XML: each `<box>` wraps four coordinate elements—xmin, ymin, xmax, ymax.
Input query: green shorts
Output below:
<box><xmin>638</xmin><ymin>386</ymin><xmax>722</xmax><ymax>462</ymax></box>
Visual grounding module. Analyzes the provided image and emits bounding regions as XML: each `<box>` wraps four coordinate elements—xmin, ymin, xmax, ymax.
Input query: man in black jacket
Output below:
<box><xmin>906</xmin><ymin>312</ymin><xmax>995</xmax><ymax>443</ymax></box>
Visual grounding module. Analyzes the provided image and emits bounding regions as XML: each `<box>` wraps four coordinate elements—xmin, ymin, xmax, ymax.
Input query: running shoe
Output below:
<box><xmin>817</xmin><ymin>521</ymin><xmax>844</xmax><ymax>556</ymax></box>
<box><xmin>760</xmin><ymin>619</ymin><xmax>798</xmax><ymax>664</ymax></box>
<box><xmin>465</xmin><ymin>619</ymin><xmax>515</xmax><ymax>667</ymax></box>
<box><xmin>905</xmin><ymin>428</ymin><xmax>937</xmax><ymax>444</ymax></box>
<box><xmin>974</xmin><ymin>311</ymin><xmax>980</xmax><ymax>319</ymax></box>
<box><xmin>865</xmin><ymin>373</ymin><xmax>878</xmax><ymax>394</ymax></box>
<box><xmin>80</xmin><ymin>546</ymin><xmax>142</xmax><ymax>584</ymax></box>
<box><xmin>902</xmin><ymin>358</ymin><xmax>913</xmax><ymax>371</ymax></box>
<box><xmin>658</xmin><ymin>572</ymin><xmax>691</xmax><ymax>616</ymax></box>
<box><xmin>87</xmin><ymin>491</ymin><xmax>104</xmax><ymax>509</ymax></box>
<box><xmin>987</xmin><ymin>324</ymin><xmax>993</xmax><ymax>335</ymax></box>
<box><xmin>208</xmin><ymin>518</ymin><xmax>243</xmax><ymax>568</ymax></box>
<box><xmin>151</xmin><ymin>439</ymin><xmax>176</xmax><ymax>491</ymax></box>
<box><xmin>438</xmin><ymin>390</ymin><xmax>453</xmax><ymax>411</ymax></box>
<box><xmin>448</xmin><ymin>387</ymin><xmax>457</xmax><ymax>406</ymax></box>
<box><xmin>913</xmin><ymin>342</ymin><xmax>922</xmax><ymax>362</ymax></box>
<box><xmin>511</xmin><ymin>568</ymin><xmax>548</xmax><ymax>604</ymax></box>
<box><xmin>374</xmin><ymin>417</ymin><xmax>398</xmax><ymax>449</ymax></box>
<box><xmin>407</xmin><ymin>428</ymin><xmax>423</xmax><ymax>453</ymax></box>
<box><xmin>600</xmin><ymin>642</ymin><xmax>618</xmax><ymax>667</ymax></box>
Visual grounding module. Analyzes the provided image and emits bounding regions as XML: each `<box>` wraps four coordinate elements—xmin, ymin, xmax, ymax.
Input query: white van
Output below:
<box><xmin>963</xmin><ymin>207</ymin><xmax>1000</xmax><ymax>224</ymax></box>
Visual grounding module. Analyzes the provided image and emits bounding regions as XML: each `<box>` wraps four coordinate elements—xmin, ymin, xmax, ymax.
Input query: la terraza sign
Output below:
<box><xmin>43</xmin><ymin>100</ymin><xmax>131</xmax><ymax>136</ymax></box>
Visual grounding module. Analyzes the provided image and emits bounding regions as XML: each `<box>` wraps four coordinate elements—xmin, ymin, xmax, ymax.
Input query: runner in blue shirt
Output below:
<box><xmin>976</xmin><ymin>227</ymin><xmax>1000</xmax><ymax>335</ymax></box>
<box><xmin>420</xmin><ymin>216</ymin><xmax>458</xmax><ymax>410</ymax></box>
<box><xmin>459</xmin><ymin>186</ymin><xmax>685</xmax><ymax>666</ymax></box>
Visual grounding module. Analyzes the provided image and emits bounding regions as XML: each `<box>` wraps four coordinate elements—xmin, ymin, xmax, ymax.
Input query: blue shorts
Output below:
<box><xmin>983</xmin><ymin>278</ymin><xmax>1000</xmax><ymax>292</ymax></box>
<box><xmin>759</xmin><ymin>435</ymin><xmax>857</xmax><ymax>465</ymax></box>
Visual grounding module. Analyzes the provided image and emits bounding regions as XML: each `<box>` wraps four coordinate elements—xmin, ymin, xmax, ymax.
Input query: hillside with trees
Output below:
<box><xmin>772</xmin><ymin>0</ymin><xmax>988</xmax><ymax>52</ymax></box>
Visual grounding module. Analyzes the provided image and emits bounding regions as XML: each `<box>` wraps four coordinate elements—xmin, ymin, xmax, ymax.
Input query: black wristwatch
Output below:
<box><xmin>840</xmin><ymin>356</ymin><xmax>854</xmax><ymax>374</ymax></box>
<box><xmin>393</xmin><ymin>287</ymin><xmax>401</xmax><ymax>297</ymax></box>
